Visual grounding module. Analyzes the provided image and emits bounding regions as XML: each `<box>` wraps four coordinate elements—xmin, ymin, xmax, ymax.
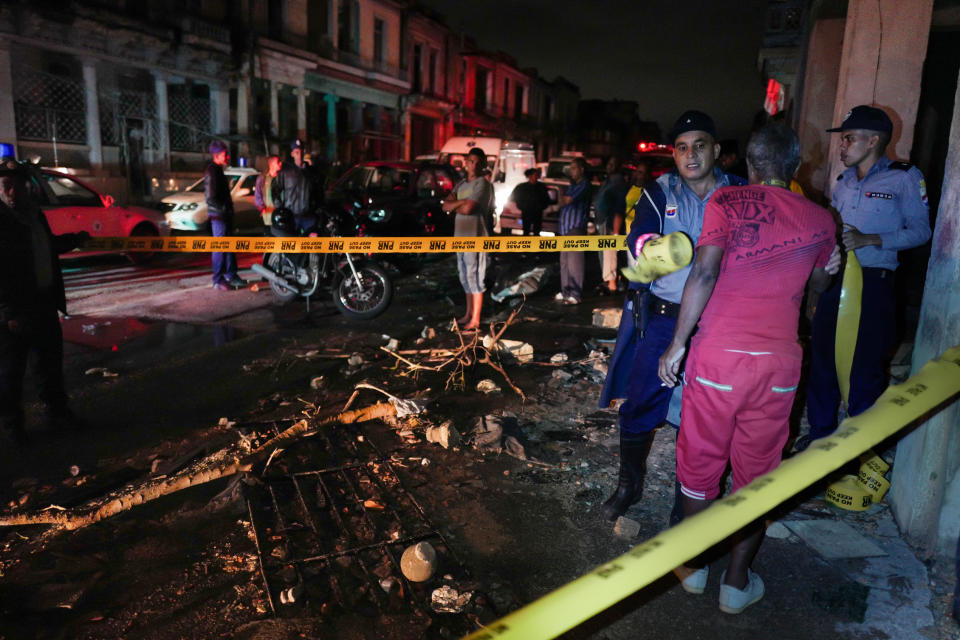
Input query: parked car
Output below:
<box><xmin>539</xmin><ymin>152</ymin><xmax>603</xmax><ymax>189</ymax></box>
<box><xmin>160</xmin><ymin>167</ymin><xmax>262</xmax><ymax>234</ymax></box>
<box><xmin>324</xmin><ymin>161</ymin><xmax>461</xmax><ymax>236</ymax></box>
<box><xmin>31</xmin><ymin>168</ymin><xmax>169</xmax><ymax>263</ymax></box>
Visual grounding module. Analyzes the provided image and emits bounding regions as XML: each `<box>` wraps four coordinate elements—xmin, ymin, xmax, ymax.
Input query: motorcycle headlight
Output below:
<box><xmin>367</xmin><ymin>209</ymin><xmax>389</xmax><ymax>223</ymax></box>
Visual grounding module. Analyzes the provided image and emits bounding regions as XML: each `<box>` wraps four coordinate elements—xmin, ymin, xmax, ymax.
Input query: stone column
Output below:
<box><xmin>825</xmin><ymin>0</ymin><xmax>934</xmax><ymax>198</ymax></box>
<box><xmin>890</xmin><ymin>66</ymin><xmax>960</xmax><ymax>558</ymax></box>
<box><xmin>210</xmin><ymin>82</ymin><xmax>230</xmax><ymax>135</ymax></box>
<box><xmin>236</xmin><ymin>77</ymin><xmax>250</xmax><ymax>136</ymax></box>
<box><xmin>0</xmin><ymin>38</ymin><xmax>17</xmax><ymax>152</ymax></box>
<box><xmin>269</xmin><ymin>80</ymin><xmax>279</xmax><ymax>138</ymax></box>
<box><xmin>324</xmin><ymin>94</ymin><xmax>339</xmax><ymax>161</ymax></box>
<box><xmin>81</xmin><ymin>59</ymin><xmax>102</xmax><ymax>169</ymax></box>
<box><xmin>153</xmin><ymin>72</ymin><xmax>170</xmax><ymax>170</ymax></box>
<box><xmin>349</xmin><ymin>100</ymin><xmax>364</xmax><ymax>134</ymax></box>
<box><xmin>795</xmin><ymin>18</ymin><xmax>845</xmax><ymax>201</ymax></box>
<box><xmin>296</xmin><ymin>88</ymin><xmax>307</xmax><ymax>139</ymax></box>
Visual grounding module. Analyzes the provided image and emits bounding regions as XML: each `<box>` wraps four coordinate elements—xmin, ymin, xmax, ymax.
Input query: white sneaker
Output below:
<box><xmin>718</xmin><ymin>569</ymin><xmax>764</xmax><ymax>614</ymax></box>
<box><xmin>676</xmin><ymin>565</ymin><xmax>709</xmax><ymax>594</ymax></box>
<box><xmin>563</xmin><ymin>296</ymin><xmax>581</xmax><ymax>305</ymax></box>
<box><xmin>554</xmin><ymin>292</ymin><xmax>566</xmax><ymax>301</ymax></box>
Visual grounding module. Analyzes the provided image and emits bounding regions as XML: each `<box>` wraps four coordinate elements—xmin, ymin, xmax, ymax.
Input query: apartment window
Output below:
<box><xmin>307</xmin><ymin>0</ymin><xmax>329</xmax><ymax>39</ymax></box>
<box><xmin>514</xmin><ymin>84</ymin><xmax>524</xmax><ymax>119</ymax></box>
<box><xmin>412</xmin><ymin>44</ymin><xmax>422</xmax><ymax>93</ymax></box>
<box><xmin>504</xmin><ymin>78</ymin><xmax>510</xmax><ymax>114</ymax></box>
<box><xmin>338</xmin><ymin>0</ymin><xmax>358</xmax><ymax>52</ymax></box>
<box><xmin>428</xmin><ymin>50</ymin><xmax>437</xmax><ymax>94</ymax></box>
<box><xmin>373</xmin><ymin>18</ymin><xmax>385</xmax><ymax>64</ymax></box>
<box><xmin>475</xmin><ymin>68</ymin><xmax>488</xmax><ymax>112</ymax></box>
<box><xmin>268</xmin><ymin>0</ymin><xmax>284</xmax><ymax>40</ymax></box>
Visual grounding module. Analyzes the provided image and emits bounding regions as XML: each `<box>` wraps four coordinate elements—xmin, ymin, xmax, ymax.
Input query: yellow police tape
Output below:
<box><xmin>83</xmin><ymin>235</ymin><xmax>627</xmax><ymax>254</ymax></box>
<box><xmin>463</xmin><ymin>346</ymin><xmax>960</xmax><ymax>640</ymax></box>
<box><xmin>824</xmin><ymin>451</ymin><xmax>891</xmax><ymax>511</ymax></box>
<box><xmin>835</xmin><ymin>251</ymin><xmax>863</xmax><ymax>405</ymax></box>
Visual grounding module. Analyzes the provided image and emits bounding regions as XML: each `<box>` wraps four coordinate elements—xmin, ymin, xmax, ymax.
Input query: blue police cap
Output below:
<box><xmin>827</xmin><ymin>105</ymin><xmax>893</xmax><ymax>134</ymax></box>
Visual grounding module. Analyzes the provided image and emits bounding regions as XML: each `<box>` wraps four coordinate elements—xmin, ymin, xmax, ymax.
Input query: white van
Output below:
<box><xmin>438</xmin><ymin>137</ymin><xmax>536</xmax><ymax>228</ymax></box>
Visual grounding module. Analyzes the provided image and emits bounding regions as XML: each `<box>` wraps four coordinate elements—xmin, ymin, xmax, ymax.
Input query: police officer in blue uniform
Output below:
<box><xmin>598</xmin><ymin>111</ymin><xmax>746</xmax><ymax>521</ymax></box>
<box><xmin>801</xmin><ymin>105</ymin><xmax>932</xmax><ymax>448</ymax></box>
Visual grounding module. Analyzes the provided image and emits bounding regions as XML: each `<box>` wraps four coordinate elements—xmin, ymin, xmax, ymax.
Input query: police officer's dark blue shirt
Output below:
<box><xmin>831</xmin><ymin>156</ymin><xmax>931</xmax><ymax>270</ymax></box>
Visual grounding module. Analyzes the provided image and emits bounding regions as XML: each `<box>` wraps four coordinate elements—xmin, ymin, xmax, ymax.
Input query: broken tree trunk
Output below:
<box><xmin>0</xmin><ymin>401</ymin><xmax>397</xmax><ymax>531</ymax></box>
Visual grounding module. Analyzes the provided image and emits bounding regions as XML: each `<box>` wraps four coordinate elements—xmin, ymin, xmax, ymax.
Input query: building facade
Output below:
<box><xmin>0</xmin><ymin>0</ymin><xmax>581</xmax><ymax>202</ymax></box>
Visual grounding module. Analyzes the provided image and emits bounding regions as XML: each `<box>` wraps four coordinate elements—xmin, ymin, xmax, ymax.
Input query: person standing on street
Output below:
<box><xmin>443</xmin><ymin>147</ymin><xmax>494</xmax><ymax>331</ymax></box>
<box><xmin>272</xmin><ymin>139</ymin><xmax>319</xmax><ymax>233</ymax></box>
<box><xmin>658</xmin><ymin>123</ymin><xmax>839</xmax><ymax>612</ymax></box>
<box><xmin>206</xmin><ymin>141</ymin><xmax>245</xmax><ymax>291</ymax></box>
<box><xmin>0</xmin><ymin>164</ymin><xmax>90</xmax><ymax>444</ymax></box>
<box><xmin>255</xmin><ymin>154</ymin><xmax>281</xmax><ymax>232</ymax></box>
<box><xmin>594</xmin><ymin>156</ymin><xmax>628</xmax><ymax>294</ymax></box>
<box><xmin>597</xmin><ymin>110</ymin><xmax>746</xmax><ymax>523</ymax></box>
<box><xmin>554</xmin><ymin>157</ymin><xmax>592</xmax><ymax>305</ymax></box>
<box><xmin>800</xmin><ymin>106</ymin><xmax>932</xmax><ymax>450</ymax></box>
<box><xmin>509</xmin><ymin>168</ymin><xmax>551</xmax><ymax>236</ymax></box>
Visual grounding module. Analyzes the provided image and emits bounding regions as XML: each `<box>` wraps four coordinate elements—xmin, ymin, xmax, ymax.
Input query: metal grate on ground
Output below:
<box><xmin>244</xmin><ymin>419</ymin><xmax>467</xmax><ymax>621</ymax></box>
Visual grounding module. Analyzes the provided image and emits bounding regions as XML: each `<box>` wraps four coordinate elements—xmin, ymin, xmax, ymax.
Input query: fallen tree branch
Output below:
<box><xmin>0</xmin><ymin>402</ymin><xmax>397</xmax><ymax>531</ymax></box>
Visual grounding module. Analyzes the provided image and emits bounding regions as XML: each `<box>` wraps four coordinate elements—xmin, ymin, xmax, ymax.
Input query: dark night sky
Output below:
<box><xmin>419</xmin><ymin>0</ymin><xmax>770</xmax><ymax>144</ymax></box>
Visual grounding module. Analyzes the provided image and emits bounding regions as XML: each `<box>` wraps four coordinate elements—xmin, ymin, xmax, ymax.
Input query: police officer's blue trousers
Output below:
<box><xmin>619</xmin><ymin>314</ymin><xmax>677</xmax><ymax>434</ymax></box>
<box><xmin>806</xmin><ymin>268</ymin><xmax>896</xmax><ymax>439</ymax></box>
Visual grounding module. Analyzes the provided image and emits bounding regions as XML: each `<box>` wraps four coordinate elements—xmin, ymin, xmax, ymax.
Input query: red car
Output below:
<box><xmin>29</xmin><ymin>169</ymin><xmax>169</xmax><ymax>262</ymax></box>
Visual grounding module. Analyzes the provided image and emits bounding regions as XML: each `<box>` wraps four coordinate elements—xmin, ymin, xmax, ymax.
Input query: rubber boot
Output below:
<box><xmin>601</xmin><ymin>430</ymin><xmax>653</xmax><ymax>521</ymax></box>
<box><xmin>669</xmin><ymin>477</ymin><xmax>685</xmax><ymax>527</ymax></box>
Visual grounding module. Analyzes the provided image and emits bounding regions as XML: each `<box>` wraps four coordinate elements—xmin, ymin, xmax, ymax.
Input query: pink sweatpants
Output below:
<box><xmin>677</xmin><ymin>346</ymin><xmax>800</xmax><ymax>501</ymax></box>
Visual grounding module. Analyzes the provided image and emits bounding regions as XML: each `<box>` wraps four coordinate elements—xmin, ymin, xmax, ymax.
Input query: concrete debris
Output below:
<box><xmin>421</xmin><ymin>326</ymin><xmax>436</xmax><ymax>339</ymax></box>
<box><xmin>503</xmin><ymin>435</ymin><xmax>526</xmax><ymax>460</ymax></box>
<box><xmin>379</xmin><ymin>577</ymin><xmax>396</xmax><ymax>593</ymax></box>
<box><xmin>309</xmin><ymin>376</ymin><xmax>325</xmax><ymax>389</ymax></box>
<box><xmin>490</xmin><ymin>266</ymin><xmax>549</xmax><ymax>302</ymax></box>
<box><xmin>389</xmin><ymin>396</ymin><xmax>427</xmax><ymax>418</ymax></box>
<box><xmin>592</xmin><ymin>307</ymin><xmax>622</xmax><ymax>329</ymax></box>
<box><xmin>613</xmin><ymin>516</ymin><xmax>641</xmax><ymax>539</ymax></box>
<box><xmin>551</xmin><ymin>369</ymin><xmax>573</xmax><ymax>382</ymax></box>
<box><xmin>467</xmin><ymin>415</ymin><xmax>504</xmax><ymax>452</ymax></box>
<box><xmin>430</xmin><ymin>585</ymin><xmax>473</xmax><ymax>613</ymax></box>
<box><xmin>476</xmin><ymin>379</ymin><xmax>502</xmax><ymax>394</ymax></box>
<box><xmin>482</xmin><ymin>336</ymin><xmax>534</xmax><ymax>364</ymax></box>
<box><xmin>550</xmin><ymin>352</ymin><xmax>569</xmax><ymax>363</ymax></box>
<box><xmin>84</xmin><ymin>367</ymin><xmax>118</xmax><ymax>377</ymax></box>
<box><xmin>783</xmin><ymin>520</ymin><xmax>887</xmax><ymax>559</ymax></box>
<box><xmin>385</xmin><ymin>338</ymin><xmax>400</xmax><ymax>351</ymax></box>
<box><xmin>278</xmin><ymin>583</ymin><xmax>304</xmax><ymax>605</ymax></box>
<box><xmin>347</xmin><ymin>353</ymin><xmax>364</xmax><ymax>366</ymax></box>
<box><xmin>425</xmin><ymin>422</ymin><xmax>460</xmax><ymax>449</ymax></box>
<box><xmin>765</xmin><ymin>521</ymin><xmax>792</xmax><ymax>539</ymax></box>
<box><xmin>466</xmin><ymin>416</ymin><xmax>526</xmax><ymax>460</ymax></box>
<box><xmin>400</xmin><ymin>541</ymin><xmax>438</xmax><ymax>582</ymax></box>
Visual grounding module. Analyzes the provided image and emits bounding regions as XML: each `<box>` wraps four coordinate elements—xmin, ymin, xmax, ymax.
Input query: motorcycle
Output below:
<box><xmin>250</xmin><ymin>208</ymin><xmax>393</xmax><ymax>320</ymax></box>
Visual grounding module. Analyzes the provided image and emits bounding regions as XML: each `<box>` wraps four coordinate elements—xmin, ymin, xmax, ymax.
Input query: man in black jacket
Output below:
<box><xmin>509</xmin><ymin>168</ymin><xmax>551</xmax><ymax>236</ymax></box>
<box><xmin>272</xmin><ymin>139</ymin><xmax>322</xmax><ymax>232</ymax></box>
<box><xmin>206</xmin><ymin>140</ymin><xmax>245</xmax><ymax>290</ymax></box>
<box><xmin>0</xmin><ymin>164</ymin><xmax>89</xmax><ymax>444</ymax></box>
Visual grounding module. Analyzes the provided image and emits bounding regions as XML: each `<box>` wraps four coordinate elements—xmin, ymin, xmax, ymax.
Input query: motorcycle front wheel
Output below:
<box><xmin>266</xmin><ymin>253</ymin><xmax>301</xmax><ymax>305</ymax></box>
<box><xmin>332</xmin><ymin>261</ymin><xmax>393</xmax><ymax>320</ymax></box>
